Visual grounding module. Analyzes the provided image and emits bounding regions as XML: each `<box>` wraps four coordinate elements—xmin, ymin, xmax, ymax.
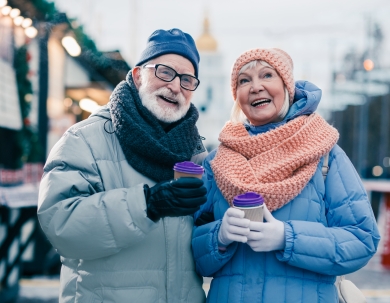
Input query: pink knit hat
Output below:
<box><xmin>231</xmin><ymin>48</ymin><xmax>295</xmax><ymax>103</ymax></box>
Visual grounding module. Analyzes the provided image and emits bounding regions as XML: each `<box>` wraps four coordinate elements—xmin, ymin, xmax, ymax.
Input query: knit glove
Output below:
<box><xmin>144</xmin><ymin>177</ymin><xmax>207</xmax><ymax>222</ymax></box>
<box><xmin>246</xmin><ymin>204</ymin><xmax>285</xmax><ymax>252</ymax></box>
<box><xmin>218</xmin><ymin>208</ymin><xmax>251</xmax><ymax>247</ymax></box>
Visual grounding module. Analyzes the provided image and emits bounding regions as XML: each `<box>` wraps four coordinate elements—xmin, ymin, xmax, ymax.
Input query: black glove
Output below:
<box><xmin>194</xmin><ymin>211</ymin><xmax>215</xmax><ymax>227</ymax></box>
<box><xmin>144</xmin><ymin>177</ymin><xmax>207</xmax><ymax>222</ymax></box>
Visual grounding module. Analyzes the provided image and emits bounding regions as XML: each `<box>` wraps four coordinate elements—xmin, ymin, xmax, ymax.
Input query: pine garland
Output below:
<box><xmin>14</xmin><ymin>45</ymin><xmax>42</xmax><ymax>166</ymax></box>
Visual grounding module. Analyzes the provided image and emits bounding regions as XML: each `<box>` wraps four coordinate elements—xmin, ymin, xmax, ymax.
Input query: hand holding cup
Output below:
<box><xmin>218</xmin><ymin>208</ymin><xmax>251</xmax><ymax>247</ymax></box>
<box><xmin>246</xmin><ymin>204</ymin><xmax>285</xmax><ymax>252</ymax></box>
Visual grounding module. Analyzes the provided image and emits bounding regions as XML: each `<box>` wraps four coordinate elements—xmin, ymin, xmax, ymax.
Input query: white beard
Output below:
<box><xmin>138</xmin><ymin>73</ymin><xmax>190</xmax><ymax>123</ymax></box>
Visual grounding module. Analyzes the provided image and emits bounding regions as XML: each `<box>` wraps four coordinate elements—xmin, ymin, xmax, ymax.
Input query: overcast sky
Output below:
<box><xmin>53</xmin><ymin>0</ymin><xmax>390</xmax><ymax>110</ymax></box>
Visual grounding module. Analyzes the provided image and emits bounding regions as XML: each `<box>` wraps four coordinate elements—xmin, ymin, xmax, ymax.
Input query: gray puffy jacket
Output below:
<box><xmin>37</xmin><ymin>106</ymin><xmax>207</xmax><ymax>303</ymax></box>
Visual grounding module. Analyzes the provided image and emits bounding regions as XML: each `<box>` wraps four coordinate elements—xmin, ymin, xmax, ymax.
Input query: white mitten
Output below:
<box><xmin>246</xmin><ymin>204</ymin><xmax>285</xmax><ymax>252</ymax></box>
<box><xmin>218</xmin><ymin>208</ymin><xmax>250</xmax><ymax>247</ymax></box>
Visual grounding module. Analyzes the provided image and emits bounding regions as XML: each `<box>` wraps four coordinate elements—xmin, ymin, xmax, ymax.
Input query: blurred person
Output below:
<box><xmin>192</xmin><ymin>48</ymin><xmax>380</xmax><ymax>303</ymax></box>
<box><xmin>38</xmin><ymin>28</ymin><xmax>208</xmax><ymax>303</ymax></box>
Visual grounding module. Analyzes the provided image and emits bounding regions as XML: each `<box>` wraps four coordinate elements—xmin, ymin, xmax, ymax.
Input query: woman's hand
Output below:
<box><xmin>246</xmin><ymin>204</ymin><xmax>286</xmax><ymax>252</ymax></box>
<box><xmin>218</xmin><ymin>208</ymin><xmax>250</xmax><ymax>247</ymax></box>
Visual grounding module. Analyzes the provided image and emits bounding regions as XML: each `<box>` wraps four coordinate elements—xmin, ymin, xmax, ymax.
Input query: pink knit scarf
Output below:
<box><xmin>211</xmin><ymin>114</ymin><xmax>339</xmax><ymax>212</ymax></box>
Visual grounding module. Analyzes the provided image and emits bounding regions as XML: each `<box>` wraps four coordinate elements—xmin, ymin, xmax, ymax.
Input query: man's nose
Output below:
<box><xmin>166</xmin><ymin>76</ymin><xmax>182</xmax><ymax>94</ymax></box>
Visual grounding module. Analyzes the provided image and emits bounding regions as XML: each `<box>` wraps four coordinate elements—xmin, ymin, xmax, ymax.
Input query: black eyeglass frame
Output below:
<box><xmin>143</xmin><ymin>64</ymin><xmax>200</xmax><ymax>91</ymax></box>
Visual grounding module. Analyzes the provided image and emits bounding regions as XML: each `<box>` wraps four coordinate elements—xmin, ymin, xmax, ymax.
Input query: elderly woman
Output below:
<box><xmin>192</xmin><ymin>48</ymin><xmax>380</xmax><ymax>303</ymax></box>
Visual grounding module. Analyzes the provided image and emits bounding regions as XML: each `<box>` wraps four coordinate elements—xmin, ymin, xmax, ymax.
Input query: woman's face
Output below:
<box><xmin>236</xmin><ymin>63</ymin><xmax>286</xmax><ymax>126</ymax></box>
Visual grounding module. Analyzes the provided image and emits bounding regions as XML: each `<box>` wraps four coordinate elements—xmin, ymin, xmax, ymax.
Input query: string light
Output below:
<box><xmin>62</xmin><ymin>36</ymin><xmax>81</xmax><ymax>57</ymax></box>
<box><xmin>79</xmin><ymin>98</ymin><xmax>101</xmax><ymax>113</ymax></box>
<box><xmin>383</xmin><ymin>157</ymin><xmax>390</xmax><ymax>168</ymax></box>
<box><xmin>63</xmin><ymin>98</ymin><xmax>73</xmax><ymax>108</ymax></box>
<box><xmin>21</xmin><ymin>18</ymin><xmax>32</xmax><ymax>28</ymax></box>
<box><xmin>9</xmin><ymin>8</ymin><xmax>20</xmax><ymax>18</ymax></box>
<box><xmin>72</xmin><ymin>105</ymin><xmax>82</xmax><ymax>115</ymax></box>
<box><xmin>1</xmin><ymin>4</ymin><xmax>38</xmax><ymax>38</ymax></box>
<box><xmin>25</xmin><ymin>26</ymin><xmax>38</xmax><ymax>38</ymax></box>
<box><xmin>1</xmin><ymin>5</ymin><xmax>11</xmax><ymax>15</ymax></box>
<box><xmin>13</xmin><ymin>15</ymin><xmax>24</xmax><ymax>26</ymax></box>
<box><xmin>363</xmin><ymin>59</ymin><xmax>374</xmax><ymax>71</ymax></box>
<box><xmin>372</xmin><ymin>166</ymin><xmax>383</xmax><ymax>177</ymax></box>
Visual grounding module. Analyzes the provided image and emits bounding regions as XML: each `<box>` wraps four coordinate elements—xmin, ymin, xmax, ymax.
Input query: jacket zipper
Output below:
<box><xmin>163</xmin><ymin>218</ymin><xmax>169</xmax><ymax>303</ymax></box>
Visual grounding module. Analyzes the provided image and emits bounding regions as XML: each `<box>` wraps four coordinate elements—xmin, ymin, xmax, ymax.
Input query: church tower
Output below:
<box><xmin>193</xmin><ymin>16</ymin><xmax>230</xmax><ymax>151</ymax></box>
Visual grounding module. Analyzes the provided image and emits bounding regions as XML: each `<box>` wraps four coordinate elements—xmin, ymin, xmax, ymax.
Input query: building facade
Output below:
<box><xmin>192</xmin><ymin>17</ymin><xmax>231</xmax><ymax>151</ymax></box>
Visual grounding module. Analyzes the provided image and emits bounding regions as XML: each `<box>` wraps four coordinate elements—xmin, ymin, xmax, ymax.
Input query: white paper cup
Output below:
<box><xmin>233</xmin><ymin>205</ymin><xmax>264</xmax><ymax>222</ymax></box>
<box><xmin>233</xmin><ymin>192</ymin><xmax>264</xmax><ymax>222</ymax></box>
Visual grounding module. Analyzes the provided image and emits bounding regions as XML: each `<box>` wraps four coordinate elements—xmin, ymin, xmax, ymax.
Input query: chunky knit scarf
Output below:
<box><xmin>109</xmin><ymin>72</ymin><xmax>203</xmax><ymax>182</ymax></box>
<box><xmin>211</xmin><ymin>114</ymin><xmax>339</xmax><ymax>212</ymax></box>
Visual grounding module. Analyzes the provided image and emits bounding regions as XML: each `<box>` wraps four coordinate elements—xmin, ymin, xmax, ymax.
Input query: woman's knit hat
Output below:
<box><xmin>136</xmin><ymin>28</ymin><xmax>200</xmax><ymax>77</ymax></box>
<box><xmin>231</xmin><ymin>48</ymin><xmax>295</xmax><ymax>103</ymax></box>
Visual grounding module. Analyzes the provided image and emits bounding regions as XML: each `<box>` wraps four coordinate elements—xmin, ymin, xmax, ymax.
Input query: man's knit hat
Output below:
<box><xmin>136</xmin><ymin>28</ymin><xmax>200</xmax><ymax>77</ymax></box>
<box><xmin>231</xmin><ymin>48</ymin><xmax>295</xmax><ymax>103</ymax></box>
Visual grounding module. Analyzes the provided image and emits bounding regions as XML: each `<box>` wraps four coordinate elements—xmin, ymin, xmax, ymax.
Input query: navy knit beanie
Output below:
<box><xmin>136</xmin><ymin>28</ymin><xmax>200</xmax><ymax>77</ymax></box>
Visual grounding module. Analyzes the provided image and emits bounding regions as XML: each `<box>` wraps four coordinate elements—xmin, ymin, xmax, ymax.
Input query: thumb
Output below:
<box><xmin>263</xmin><ymin>204</ymin><xmax>276</xmax><ymax>223</ymax></box>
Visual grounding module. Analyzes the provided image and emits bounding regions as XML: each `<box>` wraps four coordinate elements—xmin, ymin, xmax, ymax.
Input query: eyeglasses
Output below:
<box><xmin>143</xmin><ymin>64</ymin><xmax>200</xmax><ymax>91</ymax></box>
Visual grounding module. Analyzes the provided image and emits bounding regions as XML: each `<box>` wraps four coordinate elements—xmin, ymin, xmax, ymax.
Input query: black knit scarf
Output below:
<box><xmin>109</xmin><ymin>72</ymin><xmax>203</xmax><ymax>182</ymax></box>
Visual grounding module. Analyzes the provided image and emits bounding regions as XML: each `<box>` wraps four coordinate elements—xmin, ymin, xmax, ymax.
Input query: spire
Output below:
<box><xmin>203</xmin><ymin>16</ymin><xmax>210</xmax><ymax>34</ymax></box>
<box><xmin>196</xmin><ymin>15</ymin><xmax>217</xmax><ymax>52</ymax></box>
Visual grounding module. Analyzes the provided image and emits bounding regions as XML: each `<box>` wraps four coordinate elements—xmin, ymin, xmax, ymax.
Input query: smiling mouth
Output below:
<box><xmin>159</xmin><ymin>95</ymin><xmax>179</xmax><ymax>105</ymax></box>
<box><xmin>251</xmin><ymin>99</ymin><xmax>271</xmax><ymax>107</ymax></box>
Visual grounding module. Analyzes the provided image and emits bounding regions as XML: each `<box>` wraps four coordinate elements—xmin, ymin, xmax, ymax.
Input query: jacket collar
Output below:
<box><xmin>90</xmin><ymin>105</ymin><xmax>111</xmax><ymax>119</ymax></box>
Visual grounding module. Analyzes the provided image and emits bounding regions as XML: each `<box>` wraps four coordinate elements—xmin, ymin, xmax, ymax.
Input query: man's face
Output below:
<box><xmin>133</xmin><ymin>54</ymin><xmax>195</xmax><ymax>123</ymax></box>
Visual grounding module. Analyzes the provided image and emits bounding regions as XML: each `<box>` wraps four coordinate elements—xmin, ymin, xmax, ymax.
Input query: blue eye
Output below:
<box><xmin>239</xmin><ymin>78</ymin><xmax>249</xmax><ymax>85</ymax></box>
<box><xmin>264</xmin><ymin>73</ymin><xmax>272</xmax><ymax>78</ymax></box>
<box><xmin>181</xmin><ymin>76</ymin><xmax>191</xmax><ymax>84</ymax></box>
<box><xmin>162</xmin><ymin>70</ymin><xmax>172</xmax><ymax>76</ymax></box>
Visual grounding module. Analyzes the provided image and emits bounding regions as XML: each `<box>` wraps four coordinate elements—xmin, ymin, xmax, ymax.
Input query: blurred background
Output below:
<box><xmin>0</xmin><ymin>0</ymin><xmax>390</xmax><ymax>302</ymax></box>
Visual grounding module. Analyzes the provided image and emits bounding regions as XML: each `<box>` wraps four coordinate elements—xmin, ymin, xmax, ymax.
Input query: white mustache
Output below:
<box><xmin>153</xmin><ymin>87</ymin><xmax>186</xmax><ymax>105</ymax></box>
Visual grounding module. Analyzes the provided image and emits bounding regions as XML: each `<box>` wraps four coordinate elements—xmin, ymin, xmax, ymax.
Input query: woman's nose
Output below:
<box><xmin>250</xmin><ymin>80</ymin><xmax>264</xmax><ymax>93</ymax></box>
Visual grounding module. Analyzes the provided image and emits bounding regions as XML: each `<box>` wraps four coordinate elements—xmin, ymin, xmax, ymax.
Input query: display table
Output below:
<box><xmin>0</xmin><ymin>183</ymin><xmax>40</xmax><ymax>303</ymax></box>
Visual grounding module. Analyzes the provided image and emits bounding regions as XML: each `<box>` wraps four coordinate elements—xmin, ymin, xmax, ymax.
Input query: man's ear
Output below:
<box><xmin>132</xmin><ymin>66</ymin><xmax>142</xmax><ymax>90</ymax></box>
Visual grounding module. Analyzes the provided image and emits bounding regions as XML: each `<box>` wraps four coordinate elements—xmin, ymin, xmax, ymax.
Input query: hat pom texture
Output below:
<box><xmin>231</xmin><ymin>48</ymin><xmax>295</xmax><ymax>103</ymax></box>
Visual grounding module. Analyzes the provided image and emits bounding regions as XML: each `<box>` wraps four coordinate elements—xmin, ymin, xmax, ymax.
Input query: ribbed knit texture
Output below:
<box><xmin>211</xmin><ymin>114</ymin><xmax>339</xmax><ymax>211</ymax></box>
<box><xmin>135</xmin><ymin>28</ymin><xmax>200</xmax><ymax>77</ymax></box>
<box><xmin>109</xmin><ymin>71</ymin><xmax>202</xmax><ymax>182</ymax></box>
<box><xmin>231</xmin><ymin>48</ymin><xmax>295</xmax><ymax>103</ymax></box>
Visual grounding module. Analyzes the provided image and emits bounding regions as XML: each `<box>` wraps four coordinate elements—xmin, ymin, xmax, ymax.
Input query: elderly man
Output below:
<box><xmin>37</xmin><ymin>28</ymin><xmax>207</xmax><ymax>303</ymax></box>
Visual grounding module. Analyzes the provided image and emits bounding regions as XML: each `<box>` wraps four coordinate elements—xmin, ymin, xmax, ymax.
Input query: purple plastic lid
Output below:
<box><xmin>173</xmin><ymin>161</ymin><xmax>204</xmax><ymax>175</ymax></box>
<box><xmin>233</xmin><ymin>192</ymin><xmax>264</xmax><ymax>207</ymax></box>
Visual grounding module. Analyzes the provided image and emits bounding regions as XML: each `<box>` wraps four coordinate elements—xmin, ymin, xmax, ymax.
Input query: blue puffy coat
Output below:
<box><xmin>192</xmin><ymin>81</ymin><xmax>380</xmax><ymax>303</ymax></box>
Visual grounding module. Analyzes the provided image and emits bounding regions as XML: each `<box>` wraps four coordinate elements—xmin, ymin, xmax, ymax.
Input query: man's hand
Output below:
<box><xmin>144</xmin><ymin>177</ymin><xmax>207</xmax><ymax>222</ymax></box>
<box><xmin>218</xmin><ymin>208</ymin><xmax>250</xmax><ymax>247</ymax></box>
<box><xmin>246</xmin><ymin>204</ymin><xmax>285</xmax><ymax>252</ymax></box>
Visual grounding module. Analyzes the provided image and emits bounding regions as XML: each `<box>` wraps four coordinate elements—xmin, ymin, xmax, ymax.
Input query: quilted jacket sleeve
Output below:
<box><xmin>276</xmin><ymin>145</ymin><xmax>380</xmax><ymax>275</ymax></box>
<box><xmin>192</xmin><ymin>151</ymin><xmax>238</xmax><ymax>277</ymax></box>
<box><xmin>37</xmin><ymin>127</ymin><xmax>158</xmax><ymax>261</ymax></box>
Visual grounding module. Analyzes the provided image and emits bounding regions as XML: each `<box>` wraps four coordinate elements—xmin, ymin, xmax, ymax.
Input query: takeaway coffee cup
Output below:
<box><xmin>233</xmin><ymin>192</ymin><xmax>264</xmax><ymax>222</ymax></box>
<box><xmin>173</xmin><ymin>161</ymin><xmax>204</xmax><ymax>179</ymax></box>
